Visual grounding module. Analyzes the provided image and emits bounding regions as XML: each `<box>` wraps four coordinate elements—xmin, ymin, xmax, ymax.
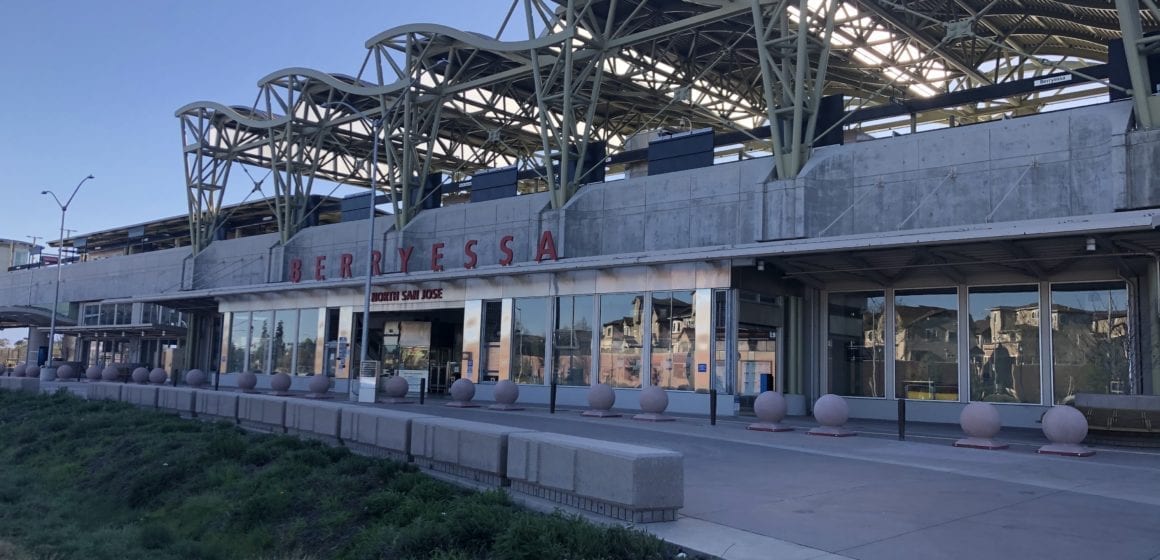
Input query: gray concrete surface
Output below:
<box><xmin>384</xmin><ymin>398</ymin><xmax>1160</xmax><ymax>560</ymax></box>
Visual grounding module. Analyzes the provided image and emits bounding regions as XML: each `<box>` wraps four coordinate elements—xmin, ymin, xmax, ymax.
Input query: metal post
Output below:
<box><xmin>419</xmin><ymin>377</ymin><xmax>426</xmax><ymax>405</ymax></box>
<box><xmin>357</xmin><ymin>117</ymin><xmax>382</xmax><ymax>399</ymax></box>
<box><xmin>710</xmin><ymin>389</ymin><xmax>718</xmax><ymax>425</ymax></box>
<box><xmin>42</xmin><ymin>175</ymin><xmax>93</xmax><ymax>373</ymax></box>
<box><xmin>550</xmin><ymin>380</ymin><xmax>558</xmax><ymax>414</ymax></box>
<box><xmin>897</xmin><ymin>397</ymin><xmax>907</xmax><ymax>441</ymax></box>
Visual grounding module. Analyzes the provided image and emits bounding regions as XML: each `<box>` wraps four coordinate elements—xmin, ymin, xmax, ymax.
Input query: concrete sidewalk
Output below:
<box><xmin>364</xmin><ymin>396</ymin><xmax>1160</xmax><ymax>560</ymax></box>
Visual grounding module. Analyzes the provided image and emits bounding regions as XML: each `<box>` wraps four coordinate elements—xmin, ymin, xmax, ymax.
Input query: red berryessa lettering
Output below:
<box><xmin>371</xmin><ymin>250</ymin><xmax>382</xmax><ymax>276</ymax></box>
<box><xmin>499</xmin><ymin>235</ymin><xmax>514</xmax><ymax>266</ymax></box>
<box><xmin>431</xmin><ymin>242</ymin><xmax>445</xmax><ymax>272</ymax></box>
<box><xmin>535</xmin><ymin>230</ymin><xmax>558</xmax><ymax>262</ymax></box>
<box><xmin>398</xmin><ymin>246</ymin><xmax>414</xmax><ymax>273</ymax></box>
<box><xmin>464</xmin><ymin>239</ymin><xmax>478</xmax><ymax>269</ymax></box>
<box><xmin>299</xmin><ymin>233</ymin><xmax>565</xmax><ymax>282</ymax></box>
<box><xmin>314</xmin><ymin>256</ymin><xmax>327</xmax><ymax>281</ymax></box>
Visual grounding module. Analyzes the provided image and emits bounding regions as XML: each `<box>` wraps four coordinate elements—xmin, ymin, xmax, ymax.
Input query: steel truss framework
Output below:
<box><xmin>178</xmin><ymin>0</ymin><xmax>1160</xmax><ymax>251</ymax></box>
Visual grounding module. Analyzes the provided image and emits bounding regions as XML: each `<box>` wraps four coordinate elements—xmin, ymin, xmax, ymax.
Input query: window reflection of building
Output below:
<box><xmin>599</xmin><ymin>293</ymin><xmax>644</xmax><ymax>388</ymax></box>
<box><xmin>651</xmin><ymin>291</ymin><xmax>696</xmax><ymax>391</ymax></box>
<box><xmin>968</xmin><ymin>286</ymin><xmax>1042</xmax><ymax>404</ymax></box>
<box><xmin>1051</xmin><ymin>283</ymin><xmax>1129</xmax><ymax>404</ymax></box>
<box><xmin>511</xmin><ymin>298</ymin><xmax>547</xmax><ymax>384</ymax></box>
<box><xmin>554</xmin><ymin>295</ymin><xmax>593</xmax><ymax>386</ymax></box>
<box><xmin>827</xmin><ymin>292</ymin><xmax>885</xmax><ymax>398</ymax></box>
<box><xmin>894</xmin><ymin>290</ymin><xmax>958</xmax><ymax>401</ymax></box>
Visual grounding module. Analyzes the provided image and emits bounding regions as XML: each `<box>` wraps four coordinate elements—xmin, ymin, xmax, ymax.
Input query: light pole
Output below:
<box><xmin>42</xmin><ymin>174</ymin><xmax>94</xmax><ymax>372</ymax></box>
<box><xmin>318</xmin><ymin>101</ymin><xmax>386</xmax><ymax>400</ymax></box>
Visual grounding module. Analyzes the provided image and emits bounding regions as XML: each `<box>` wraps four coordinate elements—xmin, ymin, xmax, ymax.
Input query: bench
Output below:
<box><xmin>195</xmin><ymin>390</ymin><xmax>240</xmax><ymax>423</ymax></box>
<box><xmin>237</xmin><ymin>393</ymin><xmax>287</xmax><ymax>433</ymax></box>
<box><xmin>506</xmin><ymin>432</ymin><xmax>684</xmax><ymax>523</ymax></box>
<box><xmin>87</xmin><ymin>382</ymin><xmax>123</xmax><ymax>402</ymax></box>
<box><xmin>340</xmin><ymin>407</ymin><xmax>432</xmax><ymax>462</ymax></box>
<box><xmin>1075</xmin><ymin>393</ymin><xmax>1160</xmax><ymax>434</ymax></box>
<box><xmin>121</xmin><ymin>385</ymin><xmax>159</xmax><ymax>409</ymax></box>
<box><xmin>410</xmin><ymin>417</ymin><xmax>536</xmax><ymax>487</ymax></box>
<box><xmin>157</xmin><ymin>386</ymin><xmax>198</xmax><ymax>418</ymax></box>
<box><xmin>285</xmin><ymin>399</ymin><xmax>347</xmax><ymax>443</ymax></box>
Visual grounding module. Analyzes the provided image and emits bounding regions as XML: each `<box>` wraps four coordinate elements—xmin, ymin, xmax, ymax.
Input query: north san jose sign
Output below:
<box><xmin>288</xmin><ymin>230</ymin><xmax>559</xmax><ymax>284</ymax></box>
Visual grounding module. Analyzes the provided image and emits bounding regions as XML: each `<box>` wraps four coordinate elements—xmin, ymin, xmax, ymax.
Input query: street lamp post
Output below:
<box><xmin>41</xmin><ymin>175</ymin><xmax>94</xmax><ymax>374</ymax></box>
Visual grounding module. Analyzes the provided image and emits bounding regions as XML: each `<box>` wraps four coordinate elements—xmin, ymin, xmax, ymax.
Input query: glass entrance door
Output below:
<box><xmin>737</xmin><ymin>325</ymin><xmax>778</xmax><ymax>413</ymax></box>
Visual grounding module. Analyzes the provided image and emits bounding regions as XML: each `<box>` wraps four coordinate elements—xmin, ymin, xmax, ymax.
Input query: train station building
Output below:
<box><xmin>3</xmin><ymin>0</ymin><xmax>1160</xmax><ymax>427</ymax></box>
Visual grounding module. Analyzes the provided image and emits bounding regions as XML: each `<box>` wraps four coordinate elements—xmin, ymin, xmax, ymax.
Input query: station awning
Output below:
<box><xmin>0</xmin><ymin>306</ymin><xmax>75</xmax><ymax>329</ymax></box>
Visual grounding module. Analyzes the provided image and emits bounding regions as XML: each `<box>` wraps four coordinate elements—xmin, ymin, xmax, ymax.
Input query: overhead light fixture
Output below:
<box><xmin>757</xmin><ymin>260</ymin><xmax>765</xmax><ymax>272</ymax></box>
<box><xmin>1085</xmin><ymin>237</ymin><xmax>1097</xmax><ymax>252</ymax></box>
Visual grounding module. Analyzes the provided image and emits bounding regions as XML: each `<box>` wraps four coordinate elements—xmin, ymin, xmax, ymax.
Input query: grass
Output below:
<box><xmin>0</xmin><ymin>390</ymin><xmax>692</xmax><ymax>560</ymax></box>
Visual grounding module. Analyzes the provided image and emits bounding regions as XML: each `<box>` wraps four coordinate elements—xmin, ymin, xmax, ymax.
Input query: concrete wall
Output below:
<box><xmin>799</xmin><ymin>101</ymin><xmax>1135</xmax><ymax>238</ymax></box>
<box><xmin>191</xmin><ymin>233</ymin><xmax>280</xmax><ymax>290</ymax></box>
<box><xmin>0</xmin><ymin>247</ymin><xmax>187</xmax><ymax>307</ymax></box>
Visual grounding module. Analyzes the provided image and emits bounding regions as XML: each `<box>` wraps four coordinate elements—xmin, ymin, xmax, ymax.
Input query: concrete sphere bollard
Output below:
<box><xmin>382</xmin><ymin>375</ymin><xmax>409</xmax><ymax>401</ymax></box>
<box><xmin>237</xmin><ymin>372</ymin><xmax>258</xmax><ymax>392</ymax></box>
<box><xmin>270</xmin><ymin>372</ymin><xmax>292</xmax><ymax>394</ymax></box>
<box><xmin>131</xmin><ymin>367</ymin><xmax>149</xmax><ymax>384</ymax></box>
<box><xmin>56</xmin><ymin>364</ymin><xmax>76</xmax><ymax>381</ymax></box>
<box><xmin>1038</xmin><ymin>405</ymin><xmax>1094</xmax><ymax>457</ymax></box>
<box><xmin>149</xmin><ymin>368</ymin><xmax>168</xmax><ymax>385</ymax></box>
<box><xmin>307</xmin><ymin>374</ymin><xmax>330</xmax><ymax>397</ymax></box>
<box><xmin>102</xmin><ymin>365</ymin><xmax>120</xmax><ymax>381</ymax></box>
<box><xmin>185</xmin><ymin>369</ymin><xmax>206</xmax><ymax>388</ymax></box>
<box><xmin>13</xmin><ymin>363</ymin><xmax>24</xmax><ymax>377</ymax></box>
<box><xmin>634</xmin><ymin>386</ymin><xmax>675</xmax><ymax>422</ymax></box>
<box><xmin>748</xmin><ymin>391</ymin><xmax>794</xmax><ymax>432</ymax></box>
<box><xmin>808</xmin><ymin>394</ymin><xmax>855</xmax><ymax>437</ymax></box>
<box><xmin>582</xmin><ymin>383</ymin><xmax>620</xmax><ymax>417</ymax></box>
<box><xmin>446</xmin><ymin>378</ymin><xmax>479</xmax><ymax>408</ymax></box>
<box><xmin>25</xmin><ymin>364</ymin><xmax>40</xmax><ymax>378</ymax></box>
<box><xmin>489</xmin><ymin>380</ymin><xmax>523</xmax><ymax>411</ymax></box>
<box><xmin>85</xmin><ymin>365</ymin><xmax>102</xmax><ymax>381</ymax></box>
<box><xmin>954</xmin><ymin>402</ymin><xmax>1007</xmax><ymax>450</ymax></box>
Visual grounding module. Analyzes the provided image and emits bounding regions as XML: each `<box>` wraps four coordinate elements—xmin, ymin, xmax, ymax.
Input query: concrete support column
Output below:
<box><xmin>1115</xmin><ymin>0</ymin><xmax>1158</xmax><ymax>129</ymax></box>
<box><xmin>25</xmin><ymin>327</ymin><xmax>45</xmax><ymax>366</ymax></box>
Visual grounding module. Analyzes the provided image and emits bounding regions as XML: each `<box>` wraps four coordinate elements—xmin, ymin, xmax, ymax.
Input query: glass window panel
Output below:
<box><xmin>895</xmin><ymin>289</ymin><xmax>959</xmax><ymax>401</ymax></box>
<box><xmin>141</xmin><ymin>304</ymin><xmax>157</xmax><ymax>325</ymax></box>
<box><xmin>296</xmin><ymin>308</ymin><xmax>321</xmax><ymax>375</ymax></box>
<box><xmin>1051</xmin><ymin>282</ymin><xmax>1130</xmax><ymax>404</ymax></box>
<box><xmin>115</xmin><ymin>303</ymin><xmax>133</xmax><ymax>325</ymax></box>
<box><xmin>481</xmin><ymin>301</ymin><xmax>503</xmax><ymax>382</ymax></box>
<box><xmin>827</xmin><ymin>292</ymin><xmax>886</xmax><ymax>397</ymax></box>
<box><xmin>554</xmin><ymin>296</ymin><xmax>593</xmax><ymax>386</ymax></box>
<box><xmin>651</xmin><ymin>291</ymin><xmax>697</xmax><ymax>391</ymax></box>
<box><xmin>83</xmin><ymin>304</ymin><xmax>100</xmax><ymax>326</ymax></box>
<box><xmin>599</xmin><ymin>293</ymin><xmax>644</xmax><ymax>388</ymax></box>
<box><xmin>968</xmin><ymin>286</ymin><xmax>1041</xmax><ymax>403</ymax></box>
<box><xmin>713</xmin><ymin>290</ymin><xmax>731</xmax><ymax>394</ymax></box>
<box><xmin>249</xmin><ymin>311</ymin><xmax>273</xmax><ymax>373</ymax></box>
<box><xmin>99</xmin><ymin>304</ymin><xmax>114</xmax><ymax>326</ymax></box>
<box><xmin>228</xmin><ymin>312</ymin><xmax>250</xmax><ymax>373</ymax></box>
<box><xmin>511</xmin><ymin>298</ymin><xmax>547</xmax><ymax>384</ymax></box>
<box><xmin>272</xmin><ymin>310</ymin><xmax>297</xmax><ymax>375</ymax></box>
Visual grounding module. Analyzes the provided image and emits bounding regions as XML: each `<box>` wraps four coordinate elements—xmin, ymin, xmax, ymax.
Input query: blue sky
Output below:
<box><xmin>0</xmin><ymin>0</ymin><xmax>508</xmax><ymax>247</ymax></box>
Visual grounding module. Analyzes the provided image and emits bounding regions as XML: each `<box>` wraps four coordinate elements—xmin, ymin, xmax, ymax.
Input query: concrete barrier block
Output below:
<box><xmin>121</xmin><ymin>385</ymin><xmax>159</xmax><ymax>409</ymax></box>
<box><xmin>237</xmin><ymin>393</ymin><xmax>287</xmax><ymax>433</ymax></box>
<box><xmin>410</xmin><ymin>417</ymin><xmax>536</xmax><ymax>486</ymax></box>
<box><xmin>157</xmin><ymin>386</ymin><xmax>198</xmax><ymax>417</ymax></box>
<box><xmin>507</xmin><ymin>432</ymin><xmax>683</xmax><ymax>523</ymax></box>
<box><xmin>285</xmin><ymin>399</ymin><xmax>346</xmax><ymax>442</ymax></box>
<box><xmin>87</xmin><ymin>382</ymin><xmax>123</xmax><ymax>402</ymax></box>
<box><xmin>340</xmin><ymin>407</ymin><xmax>432</xmax><ymax>461</ymax></box>
<box><xmin>195</xmin><ymin>390</ymin><xmax>239</xmax><ymax>422</ymax></box>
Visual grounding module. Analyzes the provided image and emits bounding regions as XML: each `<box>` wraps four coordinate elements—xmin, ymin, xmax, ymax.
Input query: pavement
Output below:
<box><xmin>358</xmin><ymin>395</ymin><xmax>1160</xmax><ymax>560</ymax></box>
